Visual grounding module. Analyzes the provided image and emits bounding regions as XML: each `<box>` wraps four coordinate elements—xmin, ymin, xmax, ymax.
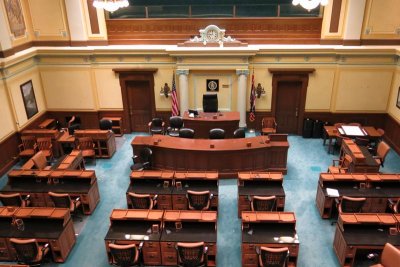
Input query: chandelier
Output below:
<box><xmin>93</xmin><ymin>0</ymin><xmax>129</xmax><ymax>12</ymax></box>
<box><xmin>292</xmin><ymin>0</ymin><xmax>328</xmax><ymax>11</ymax></box>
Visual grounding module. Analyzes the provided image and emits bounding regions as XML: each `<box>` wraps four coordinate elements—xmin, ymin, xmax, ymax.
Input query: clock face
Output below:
<box><xmin>206</xmin><ymin>29</ymin><xmax>218</xmax><ymax>41</ymax></box>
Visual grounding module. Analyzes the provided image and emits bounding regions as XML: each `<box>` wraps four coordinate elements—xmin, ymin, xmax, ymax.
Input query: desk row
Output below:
<box><xmin>105</xmin><ymin>209</ymin><xmax>299</xmax><ymax>267</ymax></box>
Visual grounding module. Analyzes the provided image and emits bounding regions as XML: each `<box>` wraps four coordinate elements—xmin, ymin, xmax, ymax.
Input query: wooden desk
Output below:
<box><xmin>131</xmin><ymin>135</ymin><xmax>289</xmax><ymax>177</ymax></box>
<box><xmin>323</xmin><ymin>125</ymin><xmax>383</xmax><ymax>154</ymax></box>
<box><xmin>53</xmin><ymin>150</ymin><xmax>85</xmax><ymax>170</ymax></box>
<box><xmin>183</xmin><ymin>111</ymin><xmax>240</xmax><ymax>139</ymax></box>
<box><xmin>104</xmin><ymin>209</ymin><xmax>164</xmax><ymax>266</ymax></box>
<box><xmin>333</xmin><ymin>213</ymin><xmax>400</xmax><ymax>267</ymax></box>
<box><xmin>74</xmin><ymin>130</ymin><xmax>116</xmax><ymax>158</ymax></box>
<box><xmin>2</xmin><ymin>169</ymin><xmax>100</xmax><ymax>214</ymax></box>
<box><xmin>315</xmin><ymin>173</ymin><xmax>400</xmax><ymax>219</ymax></box>
<box><xmin>38</xmin><ymin>118</ymin><xmax>56</xmax><ymax>129</ymax></box>
<box><xmin>0</xmin><ymin>207</ymin><xmax>76</xmax><ymax>263</ymax></box>
<box><xmin>161</xmin><ymin>210</ymin><xmax>217</xmax><ymax>266</ymax></box>
<box><xmin>238</xmin><ymin>172</ymin><xmax>285</xmax><ymax>215</ymax></box>
<box><xmin>341</xmin><ymin>139</ymin><xmax>380</xmax><ymax>173</ymax></box>
<box><xmin>101</xmin><ymin>117</ymin><xmax>123</xmax><ymax>136</ymax></box>
<box><xmin>241</xmin><ymin>211</ymin><xmax>299</xmax><ymax>267</ymax></box>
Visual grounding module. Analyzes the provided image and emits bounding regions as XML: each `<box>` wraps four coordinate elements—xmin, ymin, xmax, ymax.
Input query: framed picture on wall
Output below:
<box><xmin>20</xmin><ymin>80</ymin><xmax>38</xmax><ymax>119</ymax></box>
<box><xmin>397</xmin><ymin>86</ymin><xmax>400</xmax><ymax>109</ymax></box>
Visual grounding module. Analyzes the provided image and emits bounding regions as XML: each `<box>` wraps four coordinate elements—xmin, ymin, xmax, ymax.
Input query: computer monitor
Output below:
<box><xmin>188</xmin><ymin>109</ymin><xmax>199</xmax><ymax>116</ymax></box>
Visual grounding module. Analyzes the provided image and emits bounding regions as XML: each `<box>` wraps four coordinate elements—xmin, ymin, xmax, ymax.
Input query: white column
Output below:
<box><xmin>236</xmin><ymin>69</ymin><xmax>249</xmax><ymax>128</ymax></box>
<box><xmin>343</xmin><ymin>0</ymin><xmax>367</xmax><ymax>42</ymax></box>
<box><xmin>64</xmin><ymin>0</ymin><xmax>88</xmax><ymax>42</ymax></box>
<box><xmin>177</xmin><ymin>69</ymin><xmax>189</xmax><ymax>115</ymax></box>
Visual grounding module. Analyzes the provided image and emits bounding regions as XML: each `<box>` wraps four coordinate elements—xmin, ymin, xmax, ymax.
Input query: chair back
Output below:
<box><xmin>99</xmin><ymin>119</ymin><xmax>113</xmax><ymax>130</ymax></box>
<box><xmin>48</xmin><ymin>192</ymin><xmax>71</xmax><ymax>208</ymax></box>
<box><xmin>9</xmin><ymin>238</ymin><xmax>39</xmax><ymax>264</ymax></box>
<box><xmin>170</xmin><ymin>116</ymin><xmax>184</xmax><ymax>129</ymax></box>
<box><xmin>376</xmin><ymin>141</ymin><xmax>390</xmax><ymax>162</ymax></box>
<box><xmin>186</xmin><ymin>190</ymin><xmax>211</xmax><ymax>210</ymax></box>
<box><xmin>151</xmin><ymin>118</ymin><xmax>163</xmax><ymax>127</ymax></box>
<box><xmin>377</xmin><ymin>128</ymin><xmax>385</xmax><ymax>136</ymax></box>
<box><xmin>179</xmin><ymin>128</ymin><xmax>195</xmax><ymax>139</ymax></box>
<box><xmin>251</xmin><ymin>195</ymin><xmax>276</xmax><ymax>211</ymax></box>
<box><xmin>36</xmin><ymin>137</ymin><xmax>52</xmax><ymax>151</ymax></box>
<box><xmin>233</xmin><ymin>128</ymin><xmax>245</xmax><ymax>138</ymax></box>
<box><xmin>109</xmin><ymin>243</ymin><xmax>140</xmax><ymax>266</ymax></box>
<box><xmin>31</xmin><ymin>151</ymin><xmax>48</xmax><ymax>170</ymax></box>
<box><xmin>340</xmin><ymin>196</ymin><xmax>366</xmax><ymax>213</ymax></box>
<box><xmin>203</xmin><ymin>93</ymin><xmax>218</xmax><ymax>112</ymax></box>
<box><xmin>380</xmin><ymin>243</ymin><xmax>400</xmax><ymax>267</ymax></box>
<box><xmin>209</xmin><ymin>128</ymin><xmax>225</xmax><ymax>139</ymax></box>
<box><xmin>140</xmin><ymin>147</ymin><xmax>152</xmax><ymax>163</ymax></box>
<box><xmin>77</xmin><ymin>137</ymin><xmax>95</xmax><ymax>151</ymax></box>
<box><xmin>0</xmin><ymin>193</ymin><xmax>22</xmax><ymax>207</ymax></box>
<box><xmin>262</xmin><ymin>117</ymin><xmax>277</xmax><ymax>129</ymax></box>
<box><xmin>128</xmin><ymin>193</ymin><xmax>153</xmax><ymax>209</ymax></box>
<box><xmin>21</xmin><ymin>136</ymin><xmax>36</xmax><ymax>150</ymax></box>
<box><xmin>176</xmin><ymin>242</ymin><xmax>206</xmax><ymax>267</ymax></box>
<box><xmin>258</xmin><ymin>246</ymin><xmax>289</xmax><ymax>267</ymax></box>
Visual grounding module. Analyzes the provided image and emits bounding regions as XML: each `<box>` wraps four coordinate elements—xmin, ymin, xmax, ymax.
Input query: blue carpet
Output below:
<box><xmin>1</xmin><ymin>134</ymin><xmax>399</xmax><ymax>267</ymax></box>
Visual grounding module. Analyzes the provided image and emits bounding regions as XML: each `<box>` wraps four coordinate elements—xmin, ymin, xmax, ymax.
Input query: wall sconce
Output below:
<box><xmin>160</xmin><ymin>83</ymin><xmax>171</xmax><ymax>97</ymax></box>
<box><xmin>256</xmin><ymin>83</ymin><xmax>266</xmax><ymax>98</ymax></box>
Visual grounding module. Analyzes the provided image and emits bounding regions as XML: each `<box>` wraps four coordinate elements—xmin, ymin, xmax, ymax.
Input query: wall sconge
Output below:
<box><xmin>256</xmin><ymin>83</ymin><xmax>266</xmax><ymax>98</ymax></box>
<box><xmin>160</xmin><ymin>83</ymin><xmax>171</xmax><ymax>97</ymax></box>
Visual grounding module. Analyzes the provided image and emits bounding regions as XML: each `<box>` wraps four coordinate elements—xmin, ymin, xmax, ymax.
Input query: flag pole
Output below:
<box><xmin>248</xmin><ymin>68</ymin><xmax>256</xmax><ymax>135</ymax></box>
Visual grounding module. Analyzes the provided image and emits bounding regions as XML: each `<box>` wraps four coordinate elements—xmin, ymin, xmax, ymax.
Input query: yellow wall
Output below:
<box><xmin>93</xmin><ymin>68</ymin><xmax>122</xmax><ymax>109</ymax></box>
<box><xmin>387</xmin><ymin>67</ymin><xmax>400</xmax><ymax>121</ymax></box>
<box><xmin>0</xmin><ymin>81</ymin><xmax>16</xmax><ymax>141</ymax></box>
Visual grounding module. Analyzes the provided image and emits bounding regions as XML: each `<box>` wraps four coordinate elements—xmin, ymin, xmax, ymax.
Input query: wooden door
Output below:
<box><xmin>126</xmin><ymin>80</ymin><xmax>152</xmax><ymax>132</ymax></box>
<box><xmin>275</xmin><ymin>81</ymin><xmax>302</xmax><ymax>134</ymax></box>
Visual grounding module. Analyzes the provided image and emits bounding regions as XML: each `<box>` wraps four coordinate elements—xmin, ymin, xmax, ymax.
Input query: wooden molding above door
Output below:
<box><xmin>269</xmin><ymin>68</ymin><xmax>315</xmax><ymax>135</ymax></box>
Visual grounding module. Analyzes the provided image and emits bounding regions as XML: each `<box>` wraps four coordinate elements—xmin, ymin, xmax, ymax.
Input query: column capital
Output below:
<box><xmin>236</xmin><ymin>69</ymin><xmax>249</xmax><ymax>76</ymax></box>
<box><xmin>176</xmin><ymin>69</ymin><xmax>189</xmax><ymax>75</ymax></box>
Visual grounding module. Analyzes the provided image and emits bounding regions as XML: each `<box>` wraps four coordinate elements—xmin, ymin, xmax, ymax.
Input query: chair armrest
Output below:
<box><xmin>41</xmin><ymin>243</ymin><xmax>49</xmax><ymax>253</ymax></box>
<box><xmin>162</xmin><ymin>122</ymin><xmax>165</xmax><ymax>127</ymax></box>
<box><xmin>247</xmin><ymin>195</ymin><xmax>251</xmax><ymax>202</ymax></box>
<box><xmin>74</xmin><ymin>197</ymin><xmax>80</xmax><ymax>203</ymax></box>
<box><xmin>138</xmin><ymin>241</ymin><xmax>144</xmax><ymax>251</ymax></box>
<box><xmin>153</xmin><ymin>195</ymin><xmax>158</xmax><ymax>201</ymax></box>
<box><xmin>203</xmin><ymin>246</ymin><xmax>208</xmax><ymax>255</ymax></box>
<box><xmin>142</xmin><ymin>162</ymin><xmax>150</xmax><ymax>168</ymax></box>
<box><xmin>209</xmin><ymin>193</ymin><xmax>214</xmax><ymax>200</ymax></box>
<box><xmin>24</xmin><ymin>195</ymin><xmax>31</xmax><ymax>201</ymax></box>
<box><xmin>256</xmin><ymin>246</ymin><xmax>261</xmax><ymax>255</ymax></box>
<box><xmin>148</xmin><ymin>122</ymin><xmax>152</xmax><ymax>127</ymax></box>
<box><xmin>132</xmin><ymin>155</ymin><xmax>138</xmax><ymax>160</ymax></box>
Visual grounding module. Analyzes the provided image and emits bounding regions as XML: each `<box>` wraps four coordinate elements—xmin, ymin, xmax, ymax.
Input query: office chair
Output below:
<box><xmin>176</xmin><ymin>242</ymin><xmax>208</xmax><ymax>267</ymax></box>
<box><xmin>18</xmin><ymin>136</ymin><xmax>37</xmax><ymax>159</ymax></box>
<box><xmin>209</xmin><ymin>128</ymin><xmax>225</xmax><ymax>139</ymax></box>
<box><xmin>31</xmin><ymin>151</ymin><xmax>52</xmax><ymax>170</ymax></box>
<box><xmin>369</xmin><ymin>243</ymin><xmax>400</xmax><ymax>267</ymax></box>
<box><xmin>203</xmin><ymin>93</ymin><xmax>218</xmax><ymax>112</ymax></box>
<box><xmin>167</xmin><ymin>116</ymin><xmax>184</xmax><ymax>137</ymax></box>
<box><xmin>131</xmin><ymin>147</ymin><xmax>152</xmax><ymax>171</ymax></box>
<box><xmin>186</xmin><ymin>190</ymin><xmax>213</xmax><ymax>211</ymax></box>
<box><xmin>0</xmin><ymin>193</ymin><xmax>30</xmax><ymax>207</ymax></box>
<box><xmin>108</xmin><ymin>242</ymin><xmax>143</xmax><ymax>267</ymax></box>
<box><xmin>99</xmin><ymin>119</ymin><xmax>113</xmax><ymax>131</ymax></box>
<box><xmin>256</xmin><ymin>246</ymin><xmax>289</xmax><ymax>267</ymax></box>
<box><xmin>9</xmin><ymin>238</ymin><xmax>49</xmax><ymax>267</ymax></box>
<box><xmin>261</xmin><ymin>117</ymin><xmax>277</xmax><ymax>135</ymax></box>
<box><xmin>250</xmin><ymin>195</ymin><xmax>277</xmax><ymax>212</ymax></box>
<box><xmin>127</xmin><ymin>192</ymin><xmax>158</xmax><ymax>209</ymax></box>
<box><xmin>327</xmin><ymin>154</ymin><xmax>352</xmax><ymax>174</ymax></box>
<box><xmin>77</xmin><ymin>137</ymin><xmax>96</xmax><ymax>165</ymax></box>
<box><xmin>338</xmin><ymin>196</ymin><xmax>366</xmax><ymax>213</ymax></box>
<box><xmin>148</xmin><ymin>118</ymin><xmax>165</xmax><ymax>135</ymax></box>
<box><xmin>179</xmin><ymin>128</ymin><xmax>195</xmax><ymax>139</ymax></box>
<box><xmin>67</xmin><ymin>116</ymin><xmax>81</xmax><ymax>135</ymax></box>
<box><xmin>233</xmin><ymin>128</ymin><xmax>245</xmax><ymax>138</ymax></box>
<box><xmin>48</xmin><ymin>192</ymin><xmax>82</xmax><ymax>220</ymax></box>
<box><xmin>374</xmin><ymin>141</ymin><xmax>390</xmax><ymax>167</ymax></box>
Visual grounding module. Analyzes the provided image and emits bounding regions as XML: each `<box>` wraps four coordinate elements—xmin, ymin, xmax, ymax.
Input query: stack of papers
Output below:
<box><xmin>326</xmin><ymin>188</ymin><xmax>339</xmax><ymax>197</ymax></box>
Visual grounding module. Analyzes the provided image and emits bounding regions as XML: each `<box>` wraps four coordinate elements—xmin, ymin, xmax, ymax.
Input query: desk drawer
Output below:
<box><xmin>173</xmin><ymin>195</ymin><xmax>186</xmax><ymax>204</ymax></box>
<box><xmin>161</xmin><ymin>241</ymin><xmax>176</xmax><ymax>253</ymax></box>
<box><xmin>242</xmin><ymin>253</ymin><xmax>257</xmax><ymax>266</ymax></box>
<box><xmin>157</xmin><ymin>195</ymin><xmax>172</xmax><ymax>209</ymax></box>
<box><xmin>143</xmin><ymin>251</ymin><xmax>161</xmax><ymax>265</ymax></box>
<box><xmin>143</xmin><ymin>241</ymin><xmax>159</xmax><ymax>252</ymax></box>
<box><xmin>277</xmin><ymin>197</ymin><xmax>285</xmax><ymax>209</ymax></box>
<box><xmin>172</xmin><ymin>203</ymin><xmax>187</xmax><ymax>210</ymax></box>
<box><xmin>162</xmin><ymin>252</ymin><xmax>177</xmax><ymax>265</ymax></box>
<box><xmin>242</xmin><ymin>244</ymin><xmax>257</xmax><ymax>254</ymax></box>
<box><xmin>206</xmin><ymin>242</ymin><xmax>216</xmax><ymax>255</ymax></box>
<box><xmin>211</xmin><ymin>197</ymin><xmax>218</xmax><ymax>208</ymax></box>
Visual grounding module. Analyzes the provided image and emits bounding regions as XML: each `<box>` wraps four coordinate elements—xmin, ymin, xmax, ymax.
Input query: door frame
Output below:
<box><xmin>269</xmin><ymin>68</ymin><xmax>315</xmax><ymax>135</ymax></box>
<box><xmin>113</xmin><ymin>68</ymin><xmax>158</xmax><ymax>133</ymax></box>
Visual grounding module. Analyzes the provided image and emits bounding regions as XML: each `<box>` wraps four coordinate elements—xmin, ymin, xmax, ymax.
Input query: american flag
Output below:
<box><xmin>171</xmin><ymin>72</ymin><xmax>180</xmax><ymax>116</ymax></box>
<box><xmin>249</xmin><ymin>69</ymin><xmax>256</xmax><ymax>122</ymax></box>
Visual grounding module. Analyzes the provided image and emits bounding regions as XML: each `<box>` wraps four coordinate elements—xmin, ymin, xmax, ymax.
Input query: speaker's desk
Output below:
<box><xmin>131</xmin><ymin>135</ymin><xmax>289</xmax><ymax>177</ymax></box>
<box><xmin>183</xmin><ymin>111</ymin><xmax>239</xmax><ymax>138</ymax></box>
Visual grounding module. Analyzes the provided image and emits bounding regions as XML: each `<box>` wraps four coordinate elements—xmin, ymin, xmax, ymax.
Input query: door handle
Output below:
<box><xmin>295</xmin><ymin>108</ymin><xmax>298</xmax><ymax>117</ymax></box>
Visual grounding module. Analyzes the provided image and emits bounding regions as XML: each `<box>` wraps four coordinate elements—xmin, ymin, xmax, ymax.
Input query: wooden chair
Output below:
<box><xmin>36</xmin><ymin>137</ymin><xmax>53</xmax><ymax>160</ymax></box>
<box><xmin>370</xmin><ymin>243</ymin><xmax>400</xmax><ymax>267</ymax></box>
<box><xmin>148</xmin><ymin>118</ymin><xmax>165</xmax><ymax>135</ymax></box>
<box><xmin>338</xmin><ymin>196</ymin><xmax>366</xmax><ymax>213</ymax></box>
<box><xmin>176</xmin><ymin>242</ymin><xmax>208</xmax><ymax>267</ymax></box>
<box><xmin>0</xmin><ymin>193</ymin><xmax>30</xmax><ymax>207</ymax></box>
<box><xmin>256</xmin><ymin>246</ymin><xmax>289</xmax><ymax>267</ymax></box>
<box><xmin>48</xmin><ymin>192</ymin><xmax>82</xmax><ymax>220</ymax></box>
<box><xmin>18</xmin><ymin>136</ymin><xmax>37</xmax><ymax>159</ymax></box>
<box><xmin>31</xmin><ymin>151</ymin><xmax>52</xmax><ymax>170</ymax></box>
<box><xmin>9</xmin><ymin>238</ymin><xmax>49</xmax><ymax>267</ymax></box>
<box><xmin>261</xmin><ymin>117</ymin><xmax>277</xmax><ymax>135</ymax></box>
<box><xmin>127</xmin><ymin>192</ymin><xmax>157</xmax><ymax>209</ymax></box>
<box><xmin>374</xmin><ymin>141</ymin><xmax>391</xmax><ymax>167</ymax></box>
<box><xmin>186</xmin><ymin>190</ymin><xmax>213</xmax><ymax>211</ymax></box>
<box><xmin>327</xmin><ymin>154</ymin><xmax>352</xmax><ymax>174</ymax></box>
<box><xmin>76</xmin><ymin>137</ymin><xmax>96</xmax><ymax>165</ymax></box>
<box><xmin>108</xmin><ymin>242</ymin><xmax>143</xmax><ymax>267</ymax></box>
<box><xmin>250</xmin><ymin>195</ymin><xmax>276</xmax><ymax>211</ymax></box>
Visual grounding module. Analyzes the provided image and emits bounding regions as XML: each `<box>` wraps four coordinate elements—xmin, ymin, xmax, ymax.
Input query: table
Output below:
<box><xmin>238</xmin><ymin>172</ymin><xmax>285</xmax><ymax>215</ymax></box>
<box><xmin>131</xmin><ymin>134</ymin><xmax>289</xmax><ymax>177</ymax></box>
<box><xmin>182</xmin><ymin>111</ymin><xmax>240</xmax><ymax>138</ymax></box>
<box><xmin>333</xmin><ymin>213</ymin><xmax>400</xmax><ymax>267</ymax></box>
<box><xmin>341</xmin><ymin>139</ymin><xmax>380</xmax><ymax>173</ymax></box>
<box><xmin>241</xmin><ymin>211</ymin><xmax>299</xmax><ymax>267</ymax></box>
<box><xmin>38</xmin><ymin>119</ymin><xmax>56</xmax><ymax>129</ymax></box>
<box><xmin>315</xmin><ymin>173</ymin><xmax>400</xmax><ymax>219</ymax></box>
<box><xmin>323</xmin><ymin>125</ymin><xmax>383</xmax><ymax>154</ymax></box>
<box><xmin>0</xmin><ymin>207</ymin><xmax>76</xmax><ymax>263</ymax></box>
<box><xmin>2</xmin><ymin>169</ymin><xmax>100</xmax><ymax>214</ymax></box>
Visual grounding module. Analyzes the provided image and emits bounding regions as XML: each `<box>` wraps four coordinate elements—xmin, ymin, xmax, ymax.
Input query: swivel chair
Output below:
<box><xmin>186</xmin><ymin>190</ymin><xmax>213</xmax><ymax>211</ymax></box>
<box><xmin>131</xmin><ymin>147</ymin><xmax>152</xmax><ymax>171</ymax></box>
<box><xmin>10</xmin><ymin>238</ymin><xmax>49</xmax><ymax>266</ymax></box>
<box><xmin>99</xmin><ymin>119</ymin><xmax>113</xmax><ymax>131</ymax></box>
<box><xmin>179</xmin><ymin>128</ymin><xmax>195</xmax><ymax>139</ymax></box>
<box><xmin>127</xmin><ymin>192</ymin><xmax>158</xmax><ymax>209</ymax></box>
<box><xmin>209</xmin><ymin>128</ymin><xmax>225</xmax><ymax>139</ymax></box>
<box><xmin>203</xmin><ymin>94</ymin><xmax>218</xmax><ymax>112</ymax></box>
<box><xmin>109</xmin><ymin>242</ymin><xmax>143</xmax><ymax>267</ymax></box>
<box><xmin>256</xmin><ymin>246</ymin><xmax>289</xmax><ymax>267</ymax></box>
<box><xmin>167</xmin><ymin>116</ymin><xmax>184</xmax><ymax>137</ymax></box>
<box><xmin>176</xmin><ymin>242</ymin><xmax>208</xmax><ymax>267</ymax></box>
